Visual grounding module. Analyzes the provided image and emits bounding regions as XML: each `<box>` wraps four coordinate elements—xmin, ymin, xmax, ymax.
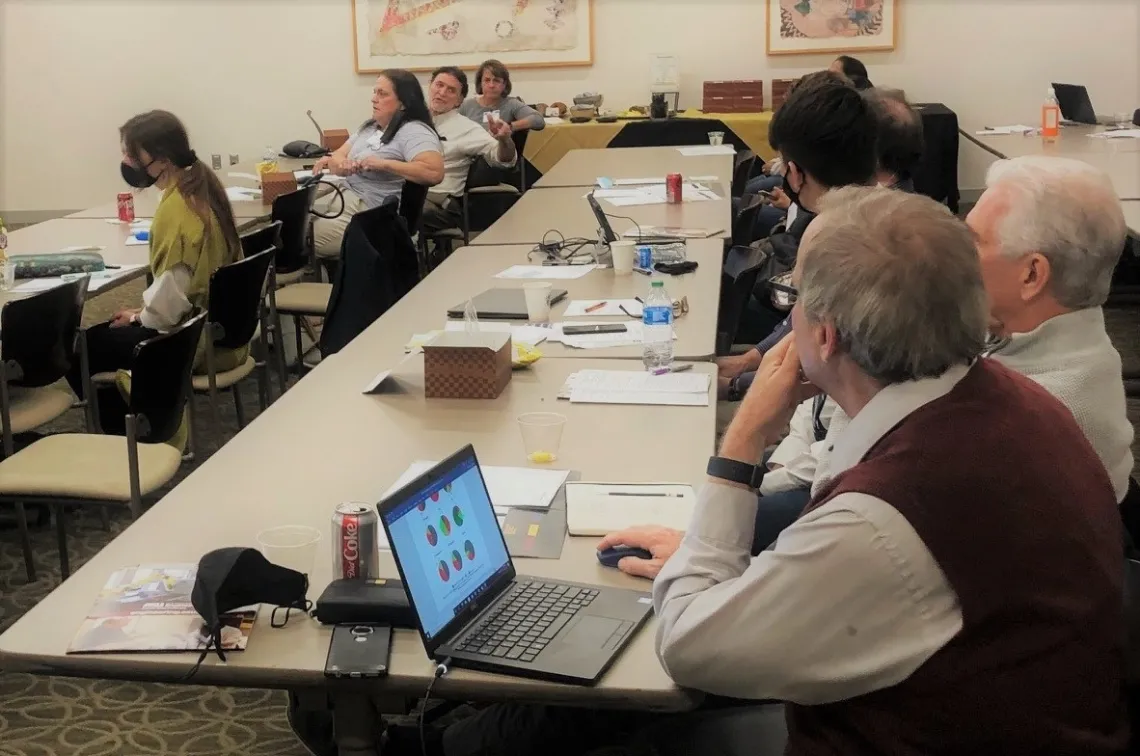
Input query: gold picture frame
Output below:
<box><xmin>766</xmin><ymin>0</ymin><xmax>899</xmax><ymax>56</ymax></box>
<box><xmin>352</xmin><ymin>0</ymin><xmax>594</xmax><ymax>74</ymax></box>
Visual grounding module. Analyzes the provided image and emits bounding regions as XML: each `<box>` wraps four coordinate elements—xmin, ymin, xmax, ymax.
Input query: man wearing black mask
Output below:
<box><xmin>718</xmin><ymin>71</ymin><xmax>877</xmax><ymax>396</ymax></box>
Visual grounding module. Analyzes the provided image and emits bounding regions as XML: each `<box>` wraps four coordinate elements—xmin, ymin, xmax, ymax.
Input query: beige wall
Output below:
<box><xmin>2</xmin><ymin>0</ymin><xmax>1138</xmax><ymax>214</ymax></box>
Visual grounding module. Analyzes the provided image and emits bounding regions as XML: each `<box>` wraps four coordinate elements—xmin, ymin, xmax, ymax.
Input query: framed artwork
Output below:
<box><xmin>351</xmin><ymin>0</ymin><xmax>594</xmax><ymax>73</ymax></box>
<box><xmin>766</xmin><ymin>0</ymin><xmax>899</xmax><ymax>56</ymax></box>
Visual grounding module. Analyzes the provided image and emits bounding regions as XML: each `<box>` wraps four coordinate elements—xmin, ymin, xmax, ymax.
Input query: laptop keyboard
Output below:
<box><xmin>455</xmin><ymin>580</ymin><xmax>599</xmax><ymax>663</ymax></box>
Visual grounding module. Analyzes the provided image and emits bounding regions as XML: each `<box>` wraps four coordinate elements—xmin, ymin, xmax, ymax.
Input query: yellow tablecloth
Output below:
<box><xmin>523</xmin><ymin>111</ymin><xmax>774</xmax><ymax>174</ymax></box>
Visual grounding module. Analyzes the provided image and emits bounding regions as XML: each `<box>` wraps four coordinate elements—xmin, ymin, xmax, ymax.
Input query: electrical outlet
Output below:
<box><xmin>229</xmin><ymin>154</ymin><xmax>239</xmax><ymax>166</ymax></box>
<box><xmin>211</xmin><ymin>154</ymin><xmax>222</xmax><ymax>170</ymax></box>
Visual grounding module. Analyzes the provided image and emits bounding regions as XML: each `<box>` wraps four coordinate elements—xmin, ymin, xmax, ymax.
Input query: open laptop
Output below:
<box><xmin>1051</xmin><ymin>83</ymin><xmax>1115</xmax><ymax>126</ymax></box>
<box><xmin>587</xmin><ymin>191</ymin><xmax>684</xmax><ymax>245</ymax></box>
<box><xmin>377</xmin><ymin>445</ymin><xmax>653</xmax><ymax>685</ymax></box>
<box><xmin>447</xmin><ymin>287</ymin><xmax>567</xmax><ymax>320</ymax></box>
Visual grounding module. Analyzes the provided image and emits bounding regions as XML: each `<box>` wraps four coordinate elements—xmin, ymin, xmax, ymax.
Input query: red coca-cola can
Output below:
<box><xmin>665</xmin><ymin>173</ymin><xmax>682</xmax><ymax>204</ymax></box>
<box><xmin>117</xmin><ymin>192</ymin><xmax>135</xmax><ymax>223</ymax></box>
<box><xmin>331</xmin><ymin>502</ymin><xmax>380</xmax><ymax>580</ymax></box>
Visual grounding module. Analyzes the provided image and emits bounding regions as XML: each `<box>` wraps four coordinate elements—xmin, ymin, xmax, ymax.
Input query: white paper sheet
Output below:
<box><xmin>602</xmin><ymin>175</ymin><xmax>720</xmax><ymax>186</ymax></box>
<box><xmin>125</xmin><ymin>235</ymin><xmax>148</xmax><ymax>246</ymax></box>
<box><xmin>225</xmin><ymin>186</ymin><xmax>261</xmax><ymax>201</ymax></box>
<box><xmin>590</xmin><ymin>188</ymin><xmax>655</xmax><ymax>201</ymax></box>
<box><xmin>677</xmin><ymin>145</ymin><xmax>735</xmax><ymax>156</ymax></box>
<box><xmin>13</xmin><ymin>264</ymin><xmax>149</xmax><ymax>295</ymax></box>
<box><xmin>442</xmin><ymin>320</ymin><xmax>551</xmax><ymax>345</ymax></box>
<box><xmin>104</xmin><ymin>219</ymin><xmax>152</xmax><ymax>230</ymax></box>
<box><xmin>559</xmin><ymin>322</ymin><xmax>674</xmax><ymax>350</ymax></box>
<box><xmin>1090</xmin><ymin>128</ymin><xmax>1140</xmax><ymax>139</ymax></box>
<box><xmin>620</xmin><ymin>225</ymin><xmax>720</xmax><ymax>239</ymax></box>
<box><xmin>494</xmin><ymin>264</ymin><xmax>597</xmax><ymax>280</ymax></box>
<box><xmin>562</xmin><ymin>299</ymin><xmax>643</xmax><ymax>318</ymax></box>
<box><xmin>566</xmin><ymin>482</ymin><xmax>695</xmax><ymax>536</ymax></box>
<box><xmin>383</xmin><ymin>461</ymin><xmax>570</xmax><ymax>515</ymax></box>
<box><xmin>565</xmin><ymin>369</ymin><xmax>709</xmax><ymax>394</ymax></box>
<box><xmin>228</xmin><ymin>172</ymin><xmax>261</xmax><ymax>181</ymax></box>
<box><xmin>974</xmin><ymin>125</ymin><xmax>1036</xmax><ymax>135</ymax></box>
<box><xmin>569</xmin><ymin>389</ymin><xmax>708</xmax><ymax>406</ymax></box>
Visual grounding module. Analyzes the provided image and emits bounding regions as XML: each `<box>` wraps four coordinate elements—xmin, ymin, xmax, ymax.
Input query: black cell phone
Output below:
<box><xmin>562</xmin><ymin>324</ymin><xmax>628</xmax><ymax>335</ymax></box>
<box><xmin>324</xmin><ymin>624</ymin><xmax>392</xmax><ymax>679</ymax></box>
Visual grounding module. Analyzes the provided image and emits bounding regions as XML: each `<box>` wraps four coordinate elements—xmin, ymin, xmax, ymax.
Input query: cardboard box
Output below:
<box><xmin>424</xmin><ymin>332</ymin><xmax>512</xmax><ymax>399</ymax></box>
<box><xmin>261</xmin><ymin>172</ymin><xmax>298</xmax><ymax>205</ymax></box>
<box><xmin>321</xmin><ymin>129</ymin><xmax>351</xmax><ymax>152</ymax></box>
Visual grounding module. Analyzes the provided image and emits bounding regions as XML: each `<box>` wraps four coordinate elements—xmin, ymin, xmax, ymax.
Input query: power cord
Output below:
<box><xmin>527</xmin><ymin>228</ymin><xmax>595</xmax><ymax>265</ymax></box>
<box><xmin>302</xmin><ymin>176</ymin><xmax>347</xmax><ymax>220</ymax></box>
<box><xmin>605</xmin><ymin>211</ymin><xmax>643</xmax><ymax>242</ymax></box>
<box><xmin>420</xmin><ymin>656</ymin><xmax>452</xmax><ymax>756</ymax></box>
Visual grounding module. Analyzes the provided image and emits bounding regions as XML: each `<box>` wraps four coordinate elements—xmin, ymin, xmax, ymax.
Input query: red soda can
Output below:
<box><xmin>332</xmin><ymin>502</ymin><xmax>380</xmax><ymax>579</ymax></box>
<box><xmin>117</xmin><ymin>192</ymin><xmax>135</xmax><ymax>223</ymax></box>
<box><xmin>665</xmin><ymin>173</ymin><xmax>682</xmax><ymax>204</ymax></box>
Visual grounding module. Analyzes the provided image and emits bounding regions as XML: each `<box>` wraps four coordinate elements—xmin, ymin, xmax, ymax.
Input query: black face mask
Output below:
<box><xmin>190</xmin><ymin>547</ymin><xmax>310</xmax><ymax>664</ymax></box>
<box><xmin>121</xmin><ymin>160</ymin><xmax>157</xmax><ymax>189</ymax></box>
<box><xmin>781</xmin><ymin>161</ymin><xmax>802</xmax><ymax>209</ymax></box>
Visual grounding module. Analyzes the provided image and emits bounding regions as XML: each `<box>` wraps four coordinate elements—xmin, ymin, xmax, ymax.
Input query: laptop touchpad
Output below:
<box><xmin>563</xmin><ymin>616</ymin><xmax>622</xmax><ymax>647</ymax></box>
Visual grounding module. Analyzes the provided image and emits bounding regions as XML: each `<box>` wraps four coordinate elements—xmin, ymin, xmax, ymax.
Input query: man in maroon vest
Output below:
<box><xmin>653</xmin><ymin>186</ymin><xmax>1128</xmax><ymax>754</ymax></box>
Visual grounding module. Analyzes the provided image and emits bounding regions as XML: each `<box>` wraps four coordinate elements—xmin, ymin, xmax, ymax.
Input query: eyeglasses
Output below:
<box><xmin>769</xmin><ymin>280</ymin><xmax>798</xmax><ymax>310</ymax></box>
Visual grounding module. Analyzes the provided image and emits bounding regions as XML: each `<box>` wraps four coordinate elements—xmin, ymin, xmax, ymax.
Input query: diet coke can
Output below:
<box><xmin>665</xmin><ymin>173</ymin><xmax>682</xmax><ymax>204</ymax></box>
<box><xmin>117</xmin><ymin>192</ymin><xmax>135</xmax><ymax>223</ymax></box>
<box><xmin>332</xmin><ymin>503</ymin><xmax>380</xmax><ymax>580</ymax></box>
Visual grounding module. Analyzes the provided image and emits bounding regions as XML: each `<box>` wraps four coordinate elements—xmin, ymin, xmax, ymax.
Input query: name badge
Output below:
<box><xmin>366</xmin><ymin>133</ymin><xmax>384</xmax><ymax>150</ymax></box>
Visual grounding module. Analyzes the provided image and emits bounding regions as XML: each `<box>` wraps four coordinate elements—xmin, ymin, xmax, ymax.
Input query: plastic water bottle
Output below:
<box><xmin>1042</xmin><ymin>88</ymin><xmax>1060</xmax><ymax>141</ymax></box>
<box><xmin>642</xmin><ymin>280</ymin><xmax>674</xmax><ymax>370</ymax></box>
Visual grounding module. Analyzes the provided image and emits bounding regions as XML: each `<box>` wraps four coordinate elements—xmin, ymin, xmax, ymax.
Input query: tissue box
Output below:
<box><xmin>424</xmin><ymin>332</ymin><xmax>512</xmax><ymax>399</ymax></box>
<box><xmin>261</xmin><ymin>172</ymin><xmax>298</xmax><ymax>205</ymax></box>
<box><xmin>322</xmin><ymin>129</ymin><xmax>351</xmax><ymax>152</ymax></box>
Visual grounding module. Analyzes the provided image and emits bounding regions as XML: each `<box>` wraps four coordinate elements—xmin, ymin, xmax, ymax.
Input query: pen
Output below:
<box><xmin>651</xmin><ymin>363</ymin><xmax>695</xmax><ymax>376</ymax></box>
<box><xmin>606</xmin><ymin>491</ymin><xmax>684</xmax><ymax>497</ymax></box>
<box><xmin>634</xmin><ymin>296</ymin><xmax>644</xmax><ymax>303</ymax></box>
<box><xmin>585</xmin><ymin>301</ymin><xmax>607</xmax><ymax>313</ymax></box>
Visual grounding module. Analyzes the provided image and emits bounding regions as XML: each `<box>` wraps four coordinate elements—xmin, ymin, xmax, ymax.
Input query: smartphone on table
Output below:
<box><xmin>324</xmin><ymin>624</ymin><xmax>392</xmax><ymax>679</ymax></box>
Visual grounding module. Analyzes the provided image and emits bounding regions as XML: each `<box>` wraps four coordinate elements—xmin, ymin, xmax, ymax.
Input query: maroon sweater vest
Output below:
<box><xmin>785</xmin><ymin>359</ymin><xmax>1128</xmax><ymax>755</ymax></box>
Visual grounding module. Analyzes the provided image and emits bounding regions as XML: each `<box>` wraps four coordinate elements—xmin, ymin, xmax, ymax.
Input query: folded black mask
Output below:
<box><xmin>190</xmin><ymin>547</ymin><xmax>310</xmax><ymax>663</ymax></box>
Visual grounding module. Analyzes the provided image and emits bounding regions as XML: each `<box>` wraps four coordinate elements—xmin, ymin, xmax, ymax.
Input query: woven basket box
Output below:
<box><xmin>424</xmin><ymin>332</ymin><xmax>512</xmax><ymax>399</ymax></box>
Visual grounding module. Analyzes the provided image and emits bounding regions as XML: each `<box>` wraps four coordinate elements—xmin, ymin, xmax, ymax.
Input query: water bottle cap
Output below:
<box><xmin>651</xmin><ymin>280</ymin><xmax>664</xmax><ymax>288</ymax></box>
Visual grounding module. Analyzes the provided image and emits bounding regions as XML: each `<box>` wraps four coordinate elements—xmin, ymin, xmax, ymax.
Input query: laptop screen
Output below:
<box><xmin>380</xmin><ymin>451</ymin><xmax>512</xmax><ymax>642</ymax></box>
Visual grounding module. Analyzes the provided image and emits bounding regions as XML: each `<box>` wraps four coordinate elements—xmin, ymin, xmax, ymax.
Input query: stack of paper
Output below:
<box><xmin>561</xmin><ymin>368</ymin><xmax>709</xmax><ymax>406</ymax></box>
<box><xmin>677</xmin><ymin>145</ymin><xmax>735</xmax><ymax>156</ymax></box>
<box><xmin>494</xmin><ymin>264</ymin><xmax>597</xmax><ymax>280</ymax></box>
<box><xmin>592</xmin><ymin>183</ymin><xmax>717</xmax><ymax>207</ymax></box>
<box><xmin>974</xmin><ymin>125</ymin><xmax>1036</xmax><ymax>135</ymax></box>
<box><xmin>559</xmin><ymin>321</ymin><xmax>649</xmax><ymax>350</ymax></box>
<box><xmin>562</xmin><ymin>299</ymin><xmax>643</xmax><ymax>318</ymax></box>
<box><xmin>1090</xmin><ymin>128</ymin><xmax>1140</xmax><ymax>139</ymax></box>
<box><xmin>566</xmin><ymin>482</ymin><xmax>696</xmax><ymax>535</ymax></box>
<box><xmin>225</xmin><ymin>186</ymin><xmax>261</xmax><ymax>202</ymax></box>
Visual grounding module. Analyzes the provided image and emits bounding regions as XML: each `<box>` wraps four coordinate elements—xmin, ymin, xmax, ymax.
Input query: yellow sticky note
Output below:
<box><xmin>504</xmin><ymin>524</ymin><xmax>517</xmax><ymax>536</ymax></box>
<box><xmin>527</xmin><ymin>524</ymin><xmax>541</xmax><ymax>537</ymax></box>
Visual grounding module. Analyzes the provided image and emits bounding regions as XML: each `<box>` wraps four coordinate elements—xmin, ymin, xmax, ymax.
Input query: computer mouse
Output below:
<box><xmin>597</xmin><ymin>545</ymin><xmax>653</xmax><ymax>568</ymax></box>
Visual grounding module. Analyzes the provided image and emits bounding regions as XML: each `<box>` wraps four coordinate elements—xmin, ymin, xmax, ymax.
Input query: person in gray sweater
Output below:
<box><xmin>459</xmin><ymin>59</ymin><xmax>545</xmax><ymax>133</ymax></box>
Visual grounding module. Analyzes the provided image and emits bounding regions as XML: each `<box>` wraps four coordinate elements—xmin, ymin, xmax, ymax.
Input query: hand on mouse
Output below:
<box><xmin>597</xmin><ymin>526</ymin><xmax>683</xmax><ymax>580</ymax></box>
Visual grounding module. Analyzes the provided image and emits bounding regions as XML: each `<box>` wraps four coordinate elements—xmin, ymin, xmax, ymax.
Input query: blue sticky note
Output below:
<box><xmin>596</xmin><ymin>177</ymin><xmax>614</xmax><ymax>189</ymax></box>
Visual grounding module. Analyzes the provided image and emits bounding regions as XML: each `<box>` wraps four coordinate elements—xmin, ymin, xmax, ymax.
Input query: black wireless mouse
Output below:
<box><xmin>597</xmin><ymin>545</ymin><xmax>653</xmax><ymax>568</ymax></box>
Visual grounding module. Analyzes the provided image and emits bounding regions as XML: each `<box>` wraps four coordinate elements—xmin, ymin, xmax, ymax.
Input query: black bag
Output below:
<box><xmin>319</xmin><ymin>201</ymin><xmax>420</xmax><ymax>357</ymax></box>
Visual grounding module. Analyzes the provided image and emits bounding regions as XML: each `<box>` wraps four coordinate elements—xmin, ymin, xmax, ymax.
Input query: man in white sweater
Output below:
<box><xmin>740</xmin><ymin>155</ymin><xmax>1135</xmax><ymax>552</ymax></box>
<box><xmin>420</xmin><ymin>66</ymin><xmax>517</xmax><ymax>237</ymax></box>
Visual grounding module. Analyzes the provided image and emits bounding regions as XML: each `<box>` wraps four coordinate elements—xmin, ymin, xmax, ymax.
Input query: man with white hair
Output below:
<box><xmin>742</xmin><ymin>154</ymin><xmax>1134</xmax><ymax>551</ymax></box>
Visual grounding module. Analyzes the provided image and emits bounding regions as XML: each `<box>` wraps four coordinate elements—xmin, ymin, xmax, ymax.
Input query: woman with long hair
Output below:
<box><xmin>459</xmin><ymin>59</ymin><xmax>544</xmax><ymax>133</ymax></box>
<box><xmin>65</xmin><ymin>110</ymin><xmax>248</xmax><ymax>437</ymax></box>
<box><xmin>312</xmin><ymin>68</ymin><xmax>444</xmax><ymax>261</ymax></box>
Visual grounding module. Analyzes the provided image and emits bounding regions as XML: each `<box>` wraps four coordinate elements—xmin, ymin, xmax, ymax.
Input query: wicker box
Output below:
<box><xmin>424</xmin><ymin>332</ymin><xmax>512</xmax><ymax>400</ymax></box>
<box><xmin>321</xmin><ymin>129</ymin><xmax>351</xmax><ymax>152</ymax></box>
<box><xmin>261</xmin><ymin>172</ymin><xmax>298</xmax><ymax>205</ymax></box>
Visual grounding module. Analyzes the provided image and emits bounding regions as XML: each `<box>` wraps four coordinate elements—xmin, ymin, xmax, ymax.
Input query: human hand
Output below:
<box><xmin>770</xmin><ymin>187</ymin><xmax>791</xmax><ymax>210</ymax></box>
<box><xmin>110</xmin><ymin>308</ymin><xmax>139</xmax><ymax>328</ymax></box>
<box><xmin>328</xmin><ymin>155</ymin><xmax>359</xmax><ymax>176</ymax></box>
<box><xmin>354</xmin><ymin>155</ymin><xmax>391</xmax><ymax>174</ymax></box>
<box><xmin>312</xmin><ymin>156</ymin><xmax>331</xmax><ymax>175</ymax></box>
<box><xmin>487</xmin><ymin>115</ymin><xmax>513</xmax><ymax>141</ymax></box>
<box><xmin>716</xmin><ymin>350</ymin><xmax>761</xmax><ymax>381</ymax></box>
<box><xmin>721</xmin><ymin>335</ymin><xmax>819</xmax><ymax>462</ymax></box>
<box><xmin>597</xmin><ymin>526</ymin><xmax>684</xmax><ymax>580</ymax></box>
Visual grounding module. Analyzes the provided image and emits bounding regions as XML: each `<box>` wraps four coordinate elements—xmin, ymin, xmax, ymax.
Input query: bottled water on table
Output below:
<box><xmin>642</xmin><ymin>280</ymin><xmax>674</xmax><ymax>370</ymax></box>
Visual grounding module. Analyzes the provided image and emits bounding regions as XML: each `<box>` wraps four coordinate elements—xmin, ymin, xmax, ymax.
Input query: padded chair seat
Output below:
<box><xmin>276</xmin><ymin>283</ymin><xmax>331</xmax><ymax>315</ymax></box>
<box><xmin>192</xmin><ymin>356</ymin><xmax>256</xmax><ymax>391</ymax></box>
<box><xmin>0</xmin><ymin>433</ymin><xmax>182</xmax><ymax>501</ymax></box>
<box><xmin>6</xmin><ymin>387</ymin><xmax>74</xmax><ymax>434</ymax></box>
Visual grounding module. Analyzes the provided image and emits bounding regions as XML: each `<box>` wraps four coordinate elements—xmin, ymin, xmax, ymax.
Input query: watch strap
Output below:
<box><xmin>707</xmin><ymin>456</ymin><xmax>765</xmax><ymax>489</ymax></box>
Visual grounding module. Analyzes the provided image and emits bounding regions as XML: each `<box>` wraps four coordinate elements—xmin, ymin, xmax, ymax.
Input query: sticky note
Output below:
<box><xmin>527</xmin><ymin>524</ymin><xmax>540</xmax><ymax>537</ymax></box>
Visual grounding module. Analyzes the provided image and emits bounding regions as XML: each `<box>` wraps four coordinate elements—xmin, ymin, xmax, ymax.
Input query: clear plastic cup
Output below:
<box><xmin>517</xmin><ymin>412</ymin><xmax>567</xmax><ymax>464</ymax></box>
<box><xmin>708</xmin><ymin>131</ymin><xmax>725</xmax><ymax>146</ymax></box>
<box><xmin>256</xmin><ymin>525</ymin><xmax>320</xmax><ymax>575</ymax></box>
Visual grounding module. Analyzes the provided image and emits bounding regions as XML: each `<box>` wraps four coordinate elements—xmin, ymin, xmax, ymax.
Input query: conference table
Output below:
<box><xmin>472</xmin><ymin>185</ymin><xmax>732</xmax><ymax>246</ymax></box>
<box><xmin>401</xmin><ymin>241</ymin><xmax>720</xmax><ymax>361</ymax></box>
<box><xmin>962</xmin><ymin>124</ymin><xmax>1140</xmax><ymax>200</ymax></box>
<box><xmin>1124</xmin><ymin>201</ymin><xmax>1140</xmax><ymax>237</ymax></box>
<box><xmin>533</xmin><ymin>147</ymin><xmax>735</xmax><ymax>189</ymax></box>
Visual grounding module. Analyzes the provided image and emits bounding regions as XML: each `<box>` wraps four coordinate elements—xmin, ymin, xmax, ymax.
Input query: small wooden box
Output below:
<box><xmin>321</xmin><ymin>129</ymin><xmax>351</xmax><ymax>152</ymax></box>
<box><xmin>771</xmin><ymin>78</ymin><xmax>800</xmax><ymax>112</ymax></box>
<box><xmin>261</xmin><ymin>172</ymin><xmax>298</xmax><ymax>205</ymax></box>
<box><xmin>703</xmin><ymin>80</ymin><xmax>765</xmax><ymax>113</ymax></box>
<box><xmin>423</xmin><ymin>333</ymin><xmax>512</xmax><ymax>400</ymax></box>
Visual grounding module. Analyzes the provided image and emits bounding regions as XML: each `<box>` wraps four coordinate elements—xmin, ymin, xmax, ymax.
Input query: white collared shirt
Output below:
<box><xmin>653</xmin><ymin>366</ymin><xmax>968</xmax><ymax>703</ymax></box>
<box><xmin>433</xmin><ymin>109</ymin><xmax>516</xmax><ymax>197</ymax></box>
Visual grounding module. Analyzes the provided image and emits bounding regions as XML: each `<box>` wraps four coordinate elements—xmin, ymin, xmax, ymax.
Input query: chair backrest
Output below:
<box><xmin>240</xmin><ymin>221</ymin><xmax>281</xmax><ymax>262</ymax></box>
<box><xmin>399</xmin><ymin>180</ymin><xmax>429</xmax><ymax>237</ymax></box>
<box><xmin>271</xmin><ymin>185</ymin><xmax>318</xmax><ymax>273</ymax></box>
<box><xmin>0</xmin><ymin>276</ymin><xmax>88</xmax><ymax>387</ymax></box>
<box><xmin>732</xmin><ymin>150</ymin><xmax>756</xmax><ymax>198</ymax></box>
<box><xmin>717</xmin><ymin>246</ymin><xmax>768</xmax><ymax>354</ymax></box>
<box><xmin>129</xmin><ymin>310</ymin><xmax>208</xmax><ymax>444</ymax></box>
<box><xmin>511</xmin><ymin>129</ymin><xmax>530</xmax><ymax>191</ymax></box>
<box><xmin>731</xmin><ymin>197</ymin><xmax>765</xmax><ymax>247</ymax></box>
<box><xmin>207</xmin><ymin>248</ymin><xmax>275</xmax><ymax>349</ymax></box>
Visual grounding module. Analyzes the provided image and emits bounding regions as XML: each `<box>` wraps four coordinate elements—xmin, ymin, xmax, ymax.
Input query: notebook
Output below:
<box><xmin>565</xmin><ymin>483</ymin><xmax>696</xmax><ymax>536</ymax></box>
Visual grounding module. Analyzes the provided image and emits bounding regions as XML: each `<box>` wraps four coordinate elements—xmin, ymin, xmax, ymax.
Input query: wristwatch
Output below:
<box><xmin>707</xmin><ymin>456</ymin><xmax>766</xmax><ymax>490</ymax></box>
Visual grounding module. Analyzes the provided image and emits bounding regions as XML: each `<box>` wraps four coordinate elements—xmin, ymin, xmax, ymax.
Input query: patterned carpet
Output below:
<box><xmin>3</xmin><ymin>285</ymin><xmax>1140</xmax><ymax>756</ymax></box>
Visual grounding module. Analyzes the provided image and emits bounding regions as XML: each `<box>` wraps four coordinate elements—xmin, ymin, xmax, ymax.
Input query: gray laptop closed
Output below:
<box><xmin>447</xmin><ymin>287</ymin><xmax>567</xmax><ymax>320</ymax></box>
